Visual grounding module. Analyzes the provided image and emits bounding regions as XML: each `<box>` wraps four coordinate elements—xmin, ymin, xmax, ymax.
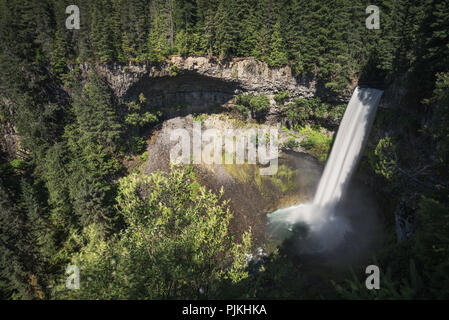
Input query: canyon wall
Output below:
<box><xmin>78</xmin><ymin>56</ymin><xmax>327</xmax><ymax>120</ymax></box>
<box><xmin>84</xmin><ymin>56</ymin><xmax>318</xmax><ymax>99</ymax></box>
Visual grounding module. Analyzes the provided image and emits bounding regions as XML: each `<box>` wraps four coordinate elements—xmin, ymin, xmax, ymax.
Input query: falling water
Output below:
<box><xmin>313</xmin><ymin>87</ymin><xmax>384</xmax><ymax>207</ymax></box>
<box><xmin>267</xmin><ymin>87</ymin><xmax>383</xmax><ymax>252</ymax></box>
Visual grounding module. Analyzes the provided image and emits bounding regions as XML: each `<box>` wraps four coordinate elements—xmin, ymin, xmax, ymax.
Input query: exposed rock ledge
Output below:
<box><xmin>79</xmin><ymin>56</ymin><xmax>318</xmax><ymax>100</ymax></box>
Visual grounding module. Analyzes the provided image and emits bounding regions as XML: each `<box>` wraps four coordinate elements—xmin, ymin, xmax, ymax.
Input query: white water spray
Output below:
<box><xmin>268</xmin><ymin>87</ymin><xmax>383</xmax><ymax>252</ymax></box>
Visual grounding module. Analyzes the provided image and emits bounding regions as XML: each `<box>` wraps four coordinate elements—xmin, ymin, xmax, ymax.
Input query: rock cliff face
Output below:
<box><xmin>84</xmin><ymin>56</ymin><xmax>318</xmax><ymax>99</ymax></box>
<box><xmin>79</xmin><ymin>56</ymin><xmax>323</xmax><ymax>120</ymax></box>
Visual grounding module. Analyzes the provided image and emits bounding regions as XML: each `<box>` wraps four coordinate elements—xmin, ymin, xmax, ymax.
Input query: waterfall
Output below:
<box><xmin>313</xmin><ymin>87</ymin><xmax>384</xmax><ymax>207</ymax></box>
<box><xmin>267</xmin><ymin>87</ymin><xmax>383</xmax><ymax>252</ymax></box>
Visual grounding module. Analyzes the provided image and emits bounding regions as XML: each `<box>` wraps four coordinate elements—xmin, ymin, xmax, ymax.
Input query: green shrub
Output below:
<box><xmin>129</xmin><ymin>136</ymin><xmax>146</xmax><ymax>154</ymax></box>
<box><xmin>235</xmin><ymin>93</ymin><xmax>253</xmax><ymax>106</ymax></box>
<box><xmin>125</xmin><ymin>112</ymin><xmax>159</xmax><ymax>127</ymax></box>
<box><xmin>299</xmin><ymin>126</ymin><xmax>332</xmax><ymax>162</ymax></box>
<box><xmin>139</xmin><ymin>151</ymin><xmax>149</xmax><ymax>161</ymax></box>
<box><xmin>328</xmin><ymin>104</ymin><xmax>346</xmax><ymax>122</ymax></box>
<box><xmin>283</xmin><ymin>138</ymin><xmax>299</xmax><ymax>149</ymax></box>
<box><xmin>274</xmin><ymin>91</ymin><xmax>290</xmax><ymax>104</ymax></box>
<box><xmin>314</xmin><ymin>103</ymin><xmax>327</xmax><ymax>119</ymax></box>
<box><xmin>369</xmin><ymin>136</ymin><xmax>398</xmax><ymax>180</ymax></box>
<box><xmin>286</xmin><ymin>98</ymin><xmax>330</xmax><ymax>125</ymax></box>
<box><xmin>9</xmin><ymin>159</ymin><xmax>27</xmax><ymax>170</ymax></box>
<box><xmin>193</xmin><ymin>113</ymin><xmax>208</xmax><ymax>124</ymax></box>
<box><xmin>56</xmin><ymin>166</ymin><xmax>252</xmax><ymax>299</ymax></box>
<box><xmin>169</xmin><ymin>64</ymin><xmax>179</xmax><ymax>76</ymax></box>
<box><xmin>234</xmin><ymin>93</ymin><xmax>270</xmax><ymax>120</ymax></box>
<box><xmin>234</xmin><ymin>104</ymin><xmax>249</xmax><ymax>118</ymax></box>
<box><xmin>249</xmin><ymin>94</ymin><xmax>270</xmax><ymax>112</ymax></box>
<box><xmin>287</xmin><ymin>98</ymin><xmax>314</xmax><ymax>124</ymax></box>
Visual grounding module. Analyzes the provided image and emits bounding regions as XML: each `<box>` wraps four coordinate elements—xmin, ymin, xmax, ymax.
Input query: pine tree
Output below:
<box><xmin>90</xmin><ymin>0</ymin><xmax>116</xmax><ymax>62</ymax></box>
<box><xmin>0</xmin><ymin>183</ymin><xmax>34</xmax><ymax>299</ymax></box>
<box><xmin>64</xmin><ymin>72</ymin><xmax>122</xmax><ymax>227</ymax></box>
<box><xmin>202</xmin><ymin>1</ymin><xmax>217</xmax><ymax>56</ymax></box>
<box><xmin>147</xmin><ymin>0</ymin><xmax>172</xmax><ymax>62</ymax></box>
<box><xmin>268</xmin><ymin>19</ymin><xmax>288</xmax><ymax>67</ymax></box>
<box><xmin>44</xmin><ymin>142</ymin><xmax>74</xmax><ymax>229</ymax></box>
<box><xmin>51</xmin><ymin>30</ymin><xmax>68</xmax><ymax>76</ymax></box>
<box><xmin>0</xmin><ymin>179</ymin><xmax>50</xmax><ymax>299</ymax></box>
<box><xmin>233</xmin><ymin>0</ymin><xmax>256</xmax><ymax>56</ymax></box>
<box><xmin>213</xmin><ymin>0</ymin><xmax>235</xmax><ymax>58</ymax></box>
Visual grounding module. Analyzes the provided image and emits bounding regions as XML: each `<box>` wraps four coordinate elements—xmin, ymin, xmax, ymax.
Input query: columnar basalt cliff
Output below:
<box><xmin>82</xmin><ymin>56</ymin><xmax>319</xmax><ymax>100</ymax></box>
<box><xmin>76</xmin><ymin>56</ymin><xmax>331</xmax><ymax>121</ymax></box>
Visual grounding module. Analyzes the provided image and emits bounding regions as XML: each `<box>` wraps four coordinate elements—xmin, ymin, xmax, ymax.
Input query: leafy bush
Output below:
<box><xmin>139</xmin><ymin>151</ymin><xmax>149</xmax><ymax>161</ymax></box>
<box><xmin>56</xmin><ymin>166</ymin><xmax>252</xmax><ymax>299</ymax></box>
<box><xmin>169</xmin><ymin>64</ymin><xmax>179</xmax><ymax>76</ymax></box>
<box><xmin>286</xmin><ymin>98</ymin><xmax>315</xmax><ymax>124</ymax></box>
<box><xmin>274</xmin><ymin>91</ymin><xmax>290</xmax><ymax>104</ymax></box>
<box><xmin>234</xmin><ymin>104</ymin><xmax>249</xmax><ymax>118</ymax></box>
<box><xmin>249</xmin><ymin>95</ymin><xmax>270</xmax><ymax>112</ymax></box>
<box><xmin>299</xmin><ymin>126</ymin><xmax>332</xmax><ymax>162</ymax></box>
<box><xmin>414</xmin><ymin>197</ymin><xmax>449</xmax><ymax>270</ymax></box>
<box><xmin>249</xmin><ymin>95</ymin><xmax>270</xmax><ymax>121</ymax></box>
<box><xmin>9</xmin><ymin>159</ymin><xmax>27</xmax><ymax>170</ymax></box>
<box><xmin>283</xmin><ymin>138</ymin><xmax>299</xmax><ymax>150</ymax></box>
<box><xmin>125</xmin><ymin>112</ymin><xmax>159</xmax><ymax>127</ymax></box>
<box><xmin>234</xmin><ymin>93</ymin><xmax>270</xmax><ymax>121</ymax></box>
<box><xmin>314</xmin><ymin>103</ymin><xmax>327</xmax><ymax>119</ymax></box>
<box><xmin>129</xmin><ymin>136</ymin><xmax>146</xmax><ymax>154</ymax></box>
<box><xmin>235</xmin><ymin>93</ymin><xmax>253</xmax><ymax>106</ymax></box>
<box><xmin>369</xmin><ymin>136</ymin><xmax>398</xmax><ymax>181</ymax></box>
<box><xmin>286</xmin><ymin>98</ymin><xmax>332</xmax><ymax>126</ymax></box>
<box><xmin>328</xmin><ymin>104</ymin><xmax>346</xmax><ymax>122</ymax></box>
<box><xmin>193</xmin><ymin>113</ymin><xmax>208</xmax><ymax>124</ymax></box>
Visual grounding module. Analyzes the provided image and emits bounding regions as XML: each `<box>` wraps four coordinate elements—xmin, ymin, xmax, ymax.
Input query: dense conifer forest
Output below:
<box><xmin>0</xmin><ymin>0</ymin><xmax>448</xmax><ymax>299</ymax></box>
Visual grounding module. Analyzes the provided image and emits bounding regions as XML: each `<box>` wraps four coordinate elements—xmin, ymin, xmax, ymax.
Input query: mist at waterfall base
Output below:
<box><xmin>267</xmin><ymin>87</ymin><xmax>384</xmax><ymax>259</ymax></box>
